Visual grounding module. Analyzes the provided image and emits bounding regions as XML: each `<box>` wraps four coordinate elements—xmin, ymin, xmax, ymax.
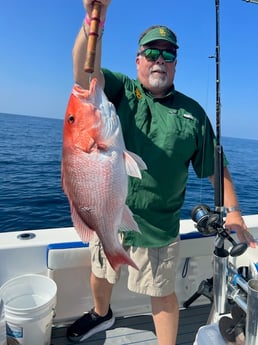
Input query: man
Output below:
<box><xmin>67</xmin><ymin>1</ymin><xmax>256</xmax><ymax>344</ymax></box>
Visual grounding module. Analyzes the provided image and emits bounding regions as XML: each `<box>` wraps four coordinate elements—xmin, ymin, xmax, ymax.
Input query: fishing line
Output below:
<box><xmin>189</xmin><ymin>10</ymin><xmax>218</xmax><ymax>206</ymax></box>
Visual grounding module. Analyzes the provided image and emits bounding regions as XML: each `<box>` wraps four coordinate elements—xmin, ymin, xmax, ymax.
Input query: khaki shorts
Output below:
<box><xmin>90</xmin><ymin>234</ymin><xmax>180</xmax><ymax>297</ymax></box>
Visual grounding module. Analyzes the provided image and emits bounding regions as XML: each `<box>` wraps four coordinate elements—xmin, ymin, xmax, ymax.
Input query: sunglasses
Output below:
<box><xmin>138</xmin><ymin>48</ymin><xmax>177</xmax><ymax>63</ymax></box>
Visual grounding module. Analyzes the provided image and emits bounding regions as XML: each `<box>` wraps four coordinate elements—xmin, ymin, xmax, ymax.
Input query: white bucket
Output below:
<box><xmin>193</xmin><ymin>323</ymin><xmax>227</xmax><ymax>345</ymax></box>
<box><xmin>0</xmin><ymin>274</ymin><xmax>57</xmax><ymax>345</ymax></box>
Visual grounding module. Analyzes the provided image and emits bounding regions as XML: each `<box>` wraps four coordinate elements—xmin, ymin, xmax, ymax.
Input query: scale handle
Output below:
<box><xmin>84</xmin><ymin>1</ymin><xmax>102</xmax><ymax>73</ymax></box>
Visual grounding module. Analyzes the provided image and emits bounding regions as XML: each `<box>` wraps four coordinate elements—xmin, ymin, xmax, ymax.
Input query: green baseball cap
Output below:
<box><xmin>139</xmin><ymin>26</ymin><xmax>179</xmax><ymax>49</ymax></box>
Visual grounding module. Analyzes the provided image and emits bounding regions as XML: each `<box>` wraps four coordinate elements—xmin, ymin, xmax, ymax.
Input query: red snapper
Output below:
<box><xmin>61</xmin><ymin>78</ymin><xmax>146</xmax><ymax>271</ymax></box>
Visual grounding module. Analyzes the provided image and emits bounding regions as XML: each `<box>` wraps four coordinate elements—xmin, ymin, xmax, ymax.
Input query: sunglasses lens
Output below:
<box><xmin>144</xmin><ymin>49</ymin><xmax>160</xmax><ymax>61</ymax></box>
<box><xmin>142</xmin><ymin>49</ymin><xmax>176</xmax><ymax>62</ymax></box>
<box><xmin>162</xmin><ymin>51</ymin><xmax>176</xmax><ymax>62</ymax></box>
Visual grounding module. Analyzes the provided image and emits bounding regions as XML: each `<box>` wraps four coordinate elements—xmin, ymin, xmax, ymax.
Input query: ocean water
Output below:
<box><xmin>1</xmin><ymin>112</ymin><xmax>258</xmax><ymax>233</ymax></box>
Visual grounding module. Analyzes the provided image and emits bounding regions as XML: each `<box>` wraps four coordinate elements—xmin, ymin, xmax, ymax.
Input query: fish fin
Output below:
<box><xmin>104</xmin><ymin>247</ymin><xmax>139</xmax><ymax>272</ymax></box>
<box><xmin>127</xmin><ymin>150</ymin><xmax>147</xmax><ymax>170</ymax></box>
<box><xmin>70</xmin><ymin>204</ymin><xmax>95</xmax><ymax>243</ymax></box>
<box><xmin>123</xmin><ymin>151</ymin><xmax>147</xmax><ymax>179</ymax></box>
<box><xmin>120</xmin><ymin>205</ymin><xmax>141</xmax><ymax>233</ymax></box>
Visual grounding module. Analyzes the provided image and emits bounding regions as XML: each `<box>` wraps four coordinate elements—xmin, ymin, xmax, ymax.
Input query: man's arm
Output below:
<box><xmin>209</xmin><ymin>167</ymin><xmax>256</xmax><ymax>247</ymax></box>
<box><xmin>72</xmin><ymin>0</ymin><xmax>111</xmax><ymax>89</ymax></box>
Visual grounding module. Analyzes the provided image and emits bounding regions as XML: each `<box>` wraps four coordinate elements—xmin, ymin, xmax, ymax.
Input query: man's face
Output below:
<box><xmin>136</xmin><ymin>40</ymin><xmax>177</xmax><ymax>97</ymax></box>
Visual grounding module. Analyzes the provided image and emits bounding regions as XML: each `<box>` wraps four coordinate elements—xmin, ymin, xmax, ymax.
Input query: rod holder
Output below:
<box><xmin>213</xmin><ymin>252</ymin><xmax>229</xmax><ymax>315</ymax></box>
<box><xmin>246</xmin><ymin>279</ymin><xmax>258</xmax><ymax>345</ymax></box>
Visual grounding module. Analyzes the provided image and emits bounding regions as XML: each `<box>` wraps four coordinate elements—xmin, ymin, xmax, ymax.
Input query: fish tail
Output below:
<box><xmin>105</xmin><ymin>249</ymin><xmax>139</xmax><ymax>272</ymax></box>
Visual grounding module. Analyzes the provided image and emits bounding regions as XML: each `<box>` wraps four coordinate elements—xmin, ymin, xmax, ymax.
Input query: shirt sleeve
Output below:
<box><xmin>102</xmin><ymin>68</ymin><xmax>128</xmax><ymax>107</ymax></box>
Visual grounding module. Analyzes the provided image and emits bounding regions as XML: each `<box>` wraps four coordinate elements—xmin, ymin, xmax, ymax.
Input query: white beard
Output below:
<box><xmin>148</xmin><ymin>74</ymin><xmax>169</xmax><ymax>88</ymax></box>
<box><xmin>148</xmin><ymin>65</ymin><xmax>169</xmax><ymax>89</ymax></box>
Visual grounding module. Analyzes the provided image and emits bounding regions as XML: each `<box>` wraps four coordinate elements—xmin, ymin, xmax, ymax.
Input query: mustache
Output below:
<box><xmin>150</xmin><ymin>65</ymin><xmax>166</xmax><ymax>73</ymax></box>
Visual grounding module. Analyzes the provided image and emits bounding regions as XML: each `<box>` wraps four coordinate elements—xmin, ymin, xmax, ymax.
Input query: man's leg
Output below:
<box><xmin>151</xmin><ymin>292</ymin><xmax>179</xmax><ymax>345</ymax></box>
<box><xmin>66</xmin><ymin>274</ymin><xmax>115</xmax><ymax>342</ymax></box>
<box><xmin>66</xmin><ymin>234</ymin><xmax>118</xmax><ymax>342</ymax></box>
<box><xmin>127</xmin><ymin>239</ymin><xmax>180</xmax><ymax>345</ymax></box>
<box><xmin>91</xmin><ymin>272</ymin><xmax>114</xmax><ymax>316</ymax></box>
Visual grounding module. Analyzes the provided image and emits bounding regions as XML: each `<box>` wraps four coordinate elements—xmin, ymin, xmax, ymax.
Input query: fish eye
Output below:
<box><xmin>68</xmin><ymin>114</ymin><xmax>75</xmax><ymax>124</ymax></box>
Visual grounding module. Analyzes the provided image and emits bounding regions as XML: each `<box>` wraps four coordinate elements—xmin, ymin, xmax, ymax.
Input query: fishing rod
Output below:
<box><xmin>191</xmin><ymin>0</ymin><xmax>247</xmax><ymax>257</ymax></box>
<box><xmin>191</xmin><ymin>0</ymin><xmax>258</xmax><ymax>341</ymax></box>
<box><xmin>190</xmin><ymin>0</ymin><xmax>247</xmax><ymax>316</ymax></box>
<box><xmin>213</xmin><ymin>0</ymin><xmax>224</xmax><ymax>228</ymax></box>
<box><xmin>243</xmin><ymin>0</ymin><xmax>258</xmax><ymax>3</ymax></box>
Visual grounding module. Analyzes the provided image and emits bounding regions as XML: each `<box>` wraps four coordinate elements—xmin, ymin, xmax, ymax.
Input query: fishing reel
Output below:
<box><xmin>191</xmin><ymin>204</ymin><xmax>248</xmax><ymax>257</ymax></box>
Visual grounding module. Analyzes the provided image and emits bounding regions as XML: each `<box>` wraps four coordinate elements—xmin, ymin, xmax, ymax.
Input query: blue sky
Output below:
<box><xmin>1</xmin><ymin>0</ymin><xmax>258</xmax><ymax>139</ymax></box>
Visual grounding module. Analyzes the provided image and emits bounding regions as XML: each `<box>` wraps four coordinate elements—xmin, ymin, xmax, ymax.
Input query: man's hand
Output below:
<box><xmin>83</xmin><ymin>0</ymin><xmax>111</xmax><ymax>19</ymax></box>
<box><xmin>225</xmin><ymin>212</ymin><xmax>257</xmax><ymax>248</ymax></box>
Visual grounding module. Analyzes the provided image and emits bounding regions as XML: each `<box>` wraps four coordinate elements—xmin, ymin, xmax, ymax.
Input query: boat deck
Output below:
<box><xmin>51</xmin><ymin>304</ymin><xmax>211</xmax><ymax>345</ymax></box>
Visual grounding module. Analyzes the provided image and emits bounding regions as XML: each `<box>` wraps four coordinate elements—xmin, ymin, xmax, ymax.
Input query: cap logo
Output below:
<box><xmin>159</xmin><ymin>28</ymin><xmax>167</xmax><ymax>37</ymax></box>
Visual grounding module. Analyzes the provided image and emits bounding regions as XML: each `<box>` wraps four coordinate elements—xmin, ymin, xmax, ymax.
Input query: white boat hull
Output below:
<box><xmin>1</xmin><ymin>215</ymin><xmax>258</xmax><ymax>324</ymax></box>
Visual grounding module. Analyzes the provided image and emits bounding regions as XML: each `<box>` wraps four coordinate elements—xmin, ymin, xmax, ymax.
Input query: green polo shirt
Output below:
<box><xmin>103</xmin><ymin>68</ymin><xmax>216</xmax><ymax>247</ymax></box>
